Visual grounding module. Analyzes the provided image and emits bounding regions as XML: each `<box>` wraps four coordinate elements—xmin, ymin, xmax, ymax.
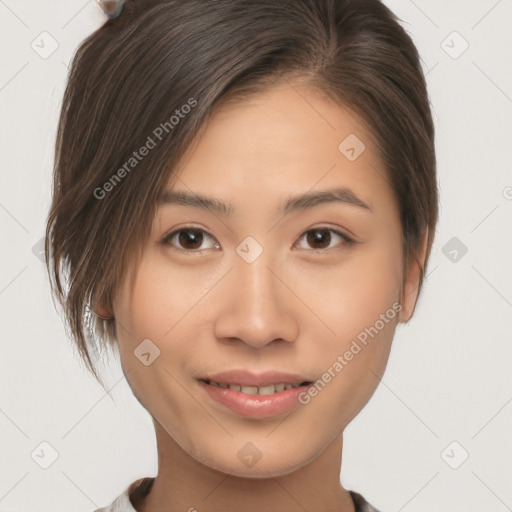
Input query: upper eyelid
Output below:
<box><xmin>162</xmin><ymin>226</ymin><xmax>353</xmax><ymax>250</ymax></box>
<box><xmin>163</xmin><ymin>227</ymin><xmax>218</xmax><ymax>247</ymax></box>
<box><xmin>294</xmin><ymin>228</ymin><xmax>353</xmax><ymax>247</ymax></box>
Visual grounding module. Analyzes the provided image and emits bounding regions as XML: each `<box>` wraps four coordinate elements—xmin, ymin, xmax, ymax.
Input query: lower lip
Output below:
<box><xmin>198</xmin><ymin>380</ymin><xmax>312</xmax><ymax>419</ymax></box>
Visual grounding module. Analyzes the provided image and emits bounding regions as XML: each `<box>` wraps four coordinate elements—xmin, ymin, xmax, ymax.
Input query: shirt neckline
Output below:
<box><xmin>126</xmin><ymin>477</ymin><xmax>379</xmax><ymax>512</ymax></box>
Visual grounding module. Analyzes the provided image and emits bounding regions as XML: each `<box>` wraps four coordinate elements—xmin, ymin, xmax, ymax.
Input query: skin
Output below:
<box><xmin>99</xmin><ymin>80</ymin><xmax>427</xmax><ymax>512</ymax></box>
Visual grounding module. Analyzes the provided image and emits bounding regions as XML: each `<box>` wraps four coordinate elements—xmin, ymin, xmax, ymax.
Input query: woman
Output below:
<box><xmin>45</xmin><ymin>0</ymin><xmax>438</xmax><ymax>510</ymax></box>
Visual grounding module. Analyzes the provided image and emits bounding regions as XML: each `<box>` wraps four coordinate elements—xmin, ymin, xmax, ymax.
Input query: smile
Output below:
<box><xmin>200</xmin><ymin>378</ymin><xmax>312</xmax><ymax>396</ymax></box>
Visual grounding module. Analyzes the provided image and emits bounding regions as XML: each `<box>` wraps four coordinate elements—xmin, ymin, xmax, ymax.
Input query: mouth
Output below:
<box><xmin>198</xmin><ymin>378</ymin><xmax>313</xmax><ymax>396</ymax></box>
<box><xmin>197</xmin><ymin>375</ymin><xmax>315</xmax><ymax>418</ymax></box>
<box><xmin>196</xmin><ymin>369</ymin><xmax>316</xmax><ymax>418</ymax></box>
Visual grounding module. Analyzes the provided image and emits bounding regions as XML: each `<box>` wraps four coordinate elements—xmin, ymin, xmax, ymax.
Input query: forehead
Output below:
<box><xmin>167</xmin><ymin>83</ymin><xmax>395</xmax><ymax>216</ymax></box>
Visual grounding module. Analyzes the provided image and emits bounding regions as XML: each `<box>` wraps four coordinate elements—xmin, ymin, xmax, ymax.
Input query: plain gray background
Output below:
<box><xmin>1</xmin><ymin>0</ymin><xmax>511</xmax><ymax>510</ymax></box>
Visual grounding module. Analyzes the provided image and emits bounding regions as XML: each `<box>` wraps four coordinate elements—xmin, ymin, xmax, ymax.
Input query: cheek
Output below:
<box><xmin>112</xmin><ymin>256</ymin><xmax>206</xmax><ymax>420</ymax></box>
<box><xmin>115</xmin><ymin>253</ymin><xmax>206</xmax><ymax>342</ymax></box>
<box><xmin>113</xmin><ymin>252</ymin><xmax>227</xmax><ymax>383</ymax></box>
<box><xmin>298</xmin><ymin>298</ymin><xmax>399</xmax><ymax>431</ymax></box>
<box><xmin>300</xmin><ymin>239</ymin><xmax>402</xmax><ymax>342</ymax></box>
<box><xmin>295</xmin><ymin>238</ymin><xmax>402</xmax><ymax>412</ymax></box>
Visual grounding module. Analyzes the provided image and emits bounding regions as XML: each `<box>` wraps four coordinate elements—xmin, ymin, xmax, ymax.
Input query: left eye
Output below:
<box><xmin>161</xmin><ymin>227</ymin><xmax>353</xmax><ymax>254</ymax></box>
<box><xmin>293</xmin><ymin>227</ymin><xmax>353</xmax><ymax>252</ymax></box>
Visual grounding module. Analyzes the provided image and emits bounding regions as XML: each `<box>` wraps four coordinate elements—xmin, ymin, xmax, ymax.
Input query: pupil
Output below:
<box><xmin>307</xmin><ymin>228</ymin><xmax>330</xmax><ymax>249</ymax></box>
<box><xmin>179</xmin><ymin>229</ymin><xmax>203</xmax><ymax>249</ymax></box>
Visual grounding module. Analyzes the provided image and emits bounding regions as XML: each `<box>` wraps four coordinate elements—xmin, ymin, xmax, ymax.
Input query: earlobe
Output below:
<box><xmin>398</xmin><ymin>228</ymin><xmax>429</xmax><ymax>324</ymax></box>
<box><xmin>92</xmin><ymin>300</ymin><xmax>114</xmax><ymax>320</ymax></box>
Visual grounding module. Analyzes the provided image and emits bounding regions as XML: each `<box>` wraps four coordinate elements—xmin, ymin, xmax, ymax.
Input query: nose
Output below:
<box><xmin>213</xmin><ymin>250</ymin><xmax>299</xmax><ymax>349</ymax></box>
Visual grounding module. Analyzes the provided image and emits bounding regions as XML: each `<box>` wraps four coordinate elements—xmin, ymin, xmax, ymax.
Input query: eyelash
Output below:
<box><xmin>161</xmin><ymin>226</ymin><xmax>355</xmax><ymax>255</ymax></box>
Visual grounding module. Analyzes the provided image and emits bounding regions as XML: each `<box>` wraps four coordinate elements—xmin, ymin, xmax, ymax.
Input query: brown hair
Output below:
<box><xmin>45</xmin><ymin>0</ymin><xmax>438</xmax><ymax>385</ymax></box>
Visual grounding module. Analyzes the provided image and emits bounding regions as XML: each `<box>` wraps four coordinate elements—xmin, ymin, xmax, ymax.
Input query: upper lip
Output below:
<box><xmin>198</xmin><ymin>370</ymin><xmax>313</xmax><ymax>387</ymax></box>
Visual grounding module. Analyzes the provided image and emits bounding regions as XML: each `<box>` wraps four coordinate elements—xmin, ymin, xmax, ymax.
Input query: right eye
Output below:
<box><xmin>161</xmin><ymin>227</ymin><xmax>221</xmax><ymax>255</ymax></box>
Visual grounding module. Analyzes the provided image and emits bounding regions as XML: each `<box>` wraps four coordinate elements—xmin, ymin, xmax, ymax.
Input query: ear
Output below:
<box><xmin>92</xmin><ymin>296</ymin><xmax>114</xmax><ymax>319</ymax></box>
<box><xmin>398</xmin><ymin>228</ymin><xmax>430</xmax><ymax>324</ymax></box>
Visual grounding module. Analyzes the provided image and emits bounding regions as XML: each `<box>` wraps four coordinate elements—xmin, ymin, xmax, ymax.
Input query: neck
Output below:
<box><xmin>136</xmin><ymin>420</ymin><xmax>355</xmax><ymax>512</ymax></box>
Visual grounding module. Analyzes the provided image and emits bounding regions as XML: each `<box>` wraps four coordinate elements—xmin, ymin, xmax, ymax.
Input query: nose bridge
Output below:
<box><xmin>213</xmin><ymin>244</ymin><xmax>298</xmax><ymax>347</ymax></box>
<box><xmin>238</xmin><ymin>249</ymin><xmax>278</xmax><ymax>316</ymax></box>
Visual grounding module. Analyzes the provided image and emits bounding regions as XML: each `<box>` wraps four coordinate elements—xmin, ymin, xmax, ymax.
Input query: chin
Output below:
<box><xmin>188</xmin><ymin>438</ymin><xmax>318</xmax><ymax>479</ymax></box>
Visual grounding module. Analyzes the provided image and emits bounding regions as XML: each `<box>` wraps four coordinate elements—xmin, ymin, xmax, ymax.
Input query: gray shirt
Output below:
<box><xmin>93</xmin><ymin>477</ymin><xmax>381</xmax><ymax>512</ymax></box>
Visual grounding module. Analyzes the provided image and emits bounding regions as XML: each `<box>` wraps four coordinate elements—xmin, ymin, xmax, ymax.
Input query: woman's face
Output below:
<box><xmin>112</xmin><ymin>82</ymin><xmax>419</xmax><ymax>477</ymax></box>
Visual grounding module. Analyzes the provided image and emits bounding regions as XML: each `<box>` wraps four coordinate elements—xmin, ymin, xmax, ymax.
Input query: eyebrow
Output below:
<box><xmin>159</xmin><ymin>186</ymin><xmax>373</xmax><ymax>216</ymax></box>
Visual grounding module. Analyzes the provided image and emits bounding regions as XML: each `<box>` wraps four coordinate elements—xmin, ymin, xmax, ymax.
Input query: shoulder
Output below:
<box><xmin>92</xmin><ymin>477</ymin><xmax>155</xmax><ymax>512</ymax></box>
<box><xmin>91</xmin><ymin>491</ymin><xmax>134</xmax><ymax>512</ymax></box>
<box><xmin>349</xmin><ymin>490</ymin><xmax>382</xmax><ymax>512</ymax></box>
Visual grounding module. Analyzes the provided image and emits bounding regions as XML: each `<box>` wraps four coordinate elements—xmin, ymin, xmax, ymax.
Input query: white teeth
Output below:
<box><xmin>258</xmin><ymin>384</ymin><xmax>276</xmax><ymax>395</ymax></box>
<box><xmin>206</xmin><ymin>380</ymin><xmax>307</xmax><ymax>395</ymax></box>
<box><xmin>240</xmin><ymin>386</ymin><xmax>258</xmax><ymax>395</ymax></box>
